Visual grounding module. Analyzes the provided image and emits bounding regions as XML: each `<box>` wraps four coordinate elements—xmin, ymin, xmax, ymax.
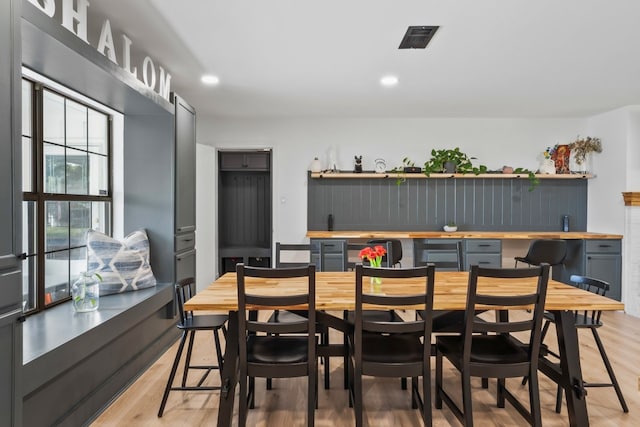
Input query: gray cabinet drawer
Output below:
<box><xmin>585</xmin><ymin>240</ymin><xmax>621</xmax><ymax>254</ymax></box>
<box><xmin>176</xmin><ymin>249</ymin><xmax>196</xmax><ymax>282</ymax></box>
<box><xmin>175</xmin><ymin>232</ymin><xmax>196</xmax><ymax>252</ymax></box>
<box><xmin>465</xmin><ymin>254</ymin><xmax>502</xmax><ymax>269</ymax></box>
<box><xmin>464</xmin><ymin>239</ymin><xmax>501</xmax><ymax>253</ymax></box>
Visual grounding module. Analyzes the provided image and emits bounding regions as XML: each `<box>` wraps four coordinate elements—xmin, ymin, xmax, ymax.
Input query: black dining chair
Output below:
<box><xmin>348</xmin><ymin>264</ymin><xmax>435</xmax><ymax>427</ymax></box>
<box><xmin>435</xmin><ymin>264</ymin><xmax>550</xmax><ymax>427</ymax></box>
<box><xmin>269</xmin><ymin>242</ymin><xmax>330</xmax><ymax>389</ymax></box>
<box><xmin>366</xmin><ymin>238</ymin><xmax>403</xmax><ymax>267</ymax></box>
<box><xmin>514</xmin><ymin>239</ymin><xmax>566</xmax><ymax>268</ymax></box>
<box><xmin>236</xmin><ymin>263</ymin><xmax>317</xmax><ymax>427</ymax></box>
<box><xmin>533</xmin><ymin>275</ymin><xmax>628</xmax><ymax>414</ymax></box>
<box><xmin>158</xmin><ymin>277</ymin><xmax>228</xmax><ymax>417</ymax></box>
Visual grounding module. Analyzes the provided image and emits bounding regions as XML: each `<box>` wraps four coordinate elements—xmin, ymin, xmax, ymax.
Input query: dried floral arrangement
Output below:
<box><xmin>569</xmin><ymin>136</ymin><xmax>602</xmax><ymax>165</ymax></box>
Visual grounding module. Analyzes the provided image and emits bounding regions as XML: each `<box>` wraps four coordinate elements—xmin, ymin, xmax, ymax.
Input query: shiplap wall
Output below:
<box><xmin>308</xmin><ymin>174</ymin><xmax>587</xmax><ymax>232</ymax></box>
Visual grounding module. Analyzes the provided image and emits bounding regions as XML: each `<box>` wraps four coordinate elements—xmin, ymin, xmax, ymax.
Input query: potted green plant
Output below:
<box><xmin>423</xmin><ymin>147</ymin><xmax>488</xmax><ymax>175</ymax></box>
<box><xmin>443</xmin><ymin>221</ymin><xmax>457</xmax><ymax>232</ymax></box>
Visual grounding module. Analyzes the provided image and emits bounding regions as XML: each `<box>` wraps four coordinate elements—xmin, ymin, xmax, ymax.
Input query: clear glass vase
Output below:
<box><xmin>71</xmin><ymin>272</ymin><xmax>100</xmax><ymax>312</ymax></box>
<box><xmin>370</xmin><ymin>276</ymin><xmax>382</xmax><ymax>293</ymax></box>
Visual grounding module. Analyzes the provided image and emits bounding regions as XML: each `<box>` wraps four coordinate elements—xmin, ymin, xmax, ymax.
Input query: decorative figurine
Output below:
<box><xmin>354</xmin><ymin>155</ymin><xmax>363</xmax><ymax>173</ymax></box>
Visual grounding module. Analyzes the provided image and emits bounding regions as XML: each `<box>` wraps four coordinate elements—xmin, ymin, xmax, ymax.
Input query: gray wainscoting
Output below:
<box><xmin>308</xmin><ymin>174</ymin><xmax>587</xmax><ymax>232</ymax></box>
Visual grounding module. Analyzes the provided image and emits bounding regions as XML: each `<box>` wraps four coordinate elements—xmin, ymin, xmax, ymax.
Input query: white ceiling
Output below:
<box><xmin>94</xmin><ymin>0</ymin><xmax>640</xmax><ymax>118</ymax></box>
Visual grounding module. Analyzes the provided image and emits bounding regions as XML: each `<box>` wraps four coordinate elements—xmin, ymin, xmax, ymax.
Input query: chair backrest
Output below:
<box><xmin>569</xmin><ymin>274</ymin><xmax>609</xmax><ymax>325</ymax></box>
<box><xmin>463</xmin><ymin>264</ymin><xmax>550</xmax><ymax>364</ymax></box>
<box><xmin>522</xmin><ymin>239</ymin><xmax>567</xmax><ymax>266</ymax></box>
<box><xmin>355</xmin><ymin>264</ymin><xmax>435</xmax><ymax>337</ymax></box>
<box><xmin>413</xmin><ymin>240</ymin><xmax>463</xmax><ymax>271</ymax></box>
<box><xmin>236</xmin><ymin>263</ymin><xmax>316</xmax><ymax>337</ymax></box>
<box><xmin>310</xmin><ymin>239</ymin><xmax>348</xmax><ymax>271</ymax></box>
<box><xmin>367</xmin><ymin>239</ymin><xmax>403</xmax><ymax>266</ymax></box>
<box><xmin>347</xmin><ymin>241</ymin><xmax>392</xmax><ymax>270</ymax></box>
<box><xmin>275</xmin><ymin>242</ymin><xmax>311</xmax><ymax>268</ymax></box>
<box><xmin>175</xmin><ymin>277</ymin><xmax>197</xmax><ymax>325</ymax></box>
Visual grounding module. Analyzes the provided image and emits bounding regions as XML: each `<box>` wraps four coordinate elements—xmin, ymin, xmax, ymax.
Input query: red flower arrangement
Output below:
<box><xmin>359</xmin><ymin>245</ymin><xmax>387</xmax><ymax>267</ymax></box>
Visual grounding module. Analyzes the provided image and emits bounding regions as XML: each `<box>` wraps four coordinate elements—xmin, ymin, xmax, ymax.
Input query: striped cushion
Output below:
<box><xmin>86</xmin><ymin>229</ymin><xmax>157</xmax><ymax>295</ymax></box>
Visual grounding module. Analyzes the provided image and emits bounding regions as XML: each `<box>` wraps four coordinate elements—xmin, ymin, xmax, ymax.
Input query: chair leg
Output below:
<box><xmin>591</xmin><ymin>328</ymin><xmax>629</xmax><ymax>413</ymax></box>
<box><xmin>435</xmin><ymin>350</ymin><xmax>443</xmax><ymax>409</ymax></box>
<box><xmin>158</xmin><ymin>331</ymin><xmax>188</xmax><ymax>417</ymax></box>
<box><xmin>461</xmin><ymin>372</ymin><xmax>474</xmax><ymax>427</ymax></box>
<box><xmin>309</xmin><ymin>359</ymin><xmax>316</xmax><ymax>426</ymax></box>
<box><xmin>423</xmin><ymin>366</ymin><xmax>432</xmax><ymax>426</ymax></box>
<box><xmin>401</xmin><ymin>377</ymin><xmax>408</xmax><ymax>390</ymax></box>
<box><xmin>528</xmin><ymin>370</ymin><xmax>543</xmax><ymax>427</ymax></box>
<box><xmin>182</xmin><ymin>330</ymin><xmax>196</xmax><ymax>387</ymax></box>
<box><xmin>411</xmin><ymin>377</ymin><xmax>419</xmax><ymax>409</ymax></box>
<box><xmin>322</xmin><ymin>329</ymin><xmax>330</xmax><ymax>389</ymax></box>
<box><xmin>249</xmin><ymin>377</ymin><xmax>255</xmax><ymax>409</ymax></box>
<box><xmin>354</xmin><ymin>362</ymin><xmax>363</xmax><ymax>427</ymax></box>
<box><xmin>497</xmin><ymin>378</ymin><xmax>505</xmax><ymax>408</ymax></box>
<box><xmin>239</xmin><ymin>370</ymin><xmax>248</xmax><ymax>427</ymax></box>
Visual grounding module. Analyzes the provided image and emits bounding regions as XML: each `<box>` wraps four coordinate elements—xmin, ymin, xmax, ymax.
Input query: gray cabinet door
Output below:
<box><xmin>173</xmin><ymin>94</ymin><xmax>196</xmax><ymax>234</ymax></box>
<box><xmin>586</xmin><ymin>254</ymin><xmax>622</xmax><ymax>301</ymax></box>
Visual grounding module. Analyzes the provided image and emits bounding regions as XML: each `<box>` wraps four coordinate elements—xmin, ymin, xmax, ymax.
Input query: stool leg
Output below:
<box><xmin>182</xmin><ymin>330</ymin><xmax>196</xmax><ymax>387</ymax></box>
<box><xmin>591</xmin><ymin>328</ymin><xmax>629</xmax><ymax>412</ymax></box>
<box><xmin>158</xmin><ymin>331</ymin><xmax>187</xmax><ymax>417</ymax></box>
<box><xmin>214</xmin><ymin>328</ymin><xmax>224</xmax><ymax>380</ymax></box>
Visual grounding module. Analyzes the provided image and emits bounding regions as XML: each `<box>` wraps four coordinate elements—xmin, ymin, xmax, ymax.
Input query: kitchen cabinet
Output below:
<box><xmin>0</xmin><ymin>1</ymin><xmax>22</xmax><ymax>425</ymax></box>
<box><xmin>464</xmin><ymin>239</ymin><xmax>502</xmax><ymax>270</ymax></box>
<box><xmin>172</xmin><ymin>94</ymin><xmax>197</xmax><ymax>282</ymax></box>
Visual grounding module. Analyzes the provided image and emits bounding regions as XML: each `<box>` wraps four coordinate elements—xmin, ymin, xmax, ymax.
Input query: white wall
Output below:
<box><xmin>195</xmin><ymin>143</ymin><xmax>217</xmax><ymax>291</ymax></box>
<box><xmin>196</xmin><ymin>116</ymin><xmax>589</xmax><ymax>277</ymax></box>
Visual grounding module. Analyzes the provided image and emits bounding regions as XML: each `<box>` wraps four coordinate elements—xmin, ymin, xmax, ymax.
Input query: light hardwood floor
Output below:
<box><xmin>92</xmin><ymin>310</ymin><xmax>639</xmax><ymax>426</ymax></box>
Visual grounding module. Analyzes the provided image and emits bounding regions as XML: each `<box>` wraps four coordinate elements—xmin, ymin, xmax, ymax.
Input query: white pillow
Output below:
<box><xmin>86</xmin><ymin>229</ymin><xmax>157</xmax><ymax>295</ymax></box>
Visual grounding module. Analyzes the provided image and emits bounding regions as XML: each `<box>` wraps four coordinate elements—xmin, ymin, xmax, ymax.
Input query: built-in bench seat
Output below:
<box><xmin>22</xmin><ymin>283</ymin><xmax>178</xmax><ymax>426</ymax></box>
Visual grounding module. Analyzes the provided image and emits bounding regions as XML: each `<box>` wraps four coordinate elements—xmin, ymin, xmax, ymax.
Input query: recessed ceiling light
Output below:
<box><xmin>201</xmin><ymin>74</ymin><xmax>220</xmax><ymax>85</ymax></box>
<box><xmin>380</xmin><ymin>75</ymin><xmax>399</xmax><ymax>87</ymax></box>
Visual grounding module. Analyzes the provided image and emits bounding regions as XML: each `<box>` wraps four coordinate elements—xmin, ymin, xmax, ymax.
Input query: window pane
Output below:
<box><xmin>43</xmin><ymin>90</ymin><xmax>65</xmax><ymax>145</ymax></box>
<box><xmin>88</xmin><ymin>109</ymin><xmax>108</xmax><ymax>155</ymax></box>
<box><xmin>91</xmin><ymin>201</ymin><xmax>111</xmax><ymax>233</ymax></box>
<box><xmin>89</xmin><ymin>153</ymin><xmax>108</xmax><ymax>196</ymax></box>
<box><xmin>66</xmin><ymin>99</ymin><xmax>87</xmax><ymax>150</ymax></box>
<box><xmin>70</xmin><ymin>247</ymin><xmax>88</xmax><ymax>285</ymax></box>
<box><xmin>44</xmin><ymin>143</ymin><xmax>66</xmax><ymax>193</ymax></box>
<box><xmin>22</xmin><ymin>80</ymin><xmax>32</xmax><ymax>137</ymax></box>
<box><xmin>22</xmin><ymin>201</ymin><xmax>37</xmax><ymax>256</ymax></box>
<box><xmin>45</xmin><ymin>201</ymin><xmax>69</xmax><ymax>252</ymax></box>
<box><xmin>45</xmin><ymin>250</ymin><xmax>70</xmax><ymax>304</ymax></box>
<box><xmin>22</xmin><ymin>200</ymin><xmax>37</xmax><ymax>312</ymax></box>
<box><xmin>66</xmin><ymin>148</ymin><xmax>88</xmax><ymax>195</ymax></box>
<box><xmin>22</xmin><ymin>136</ymin><xmax>33</xmax><ymax>192</ymax></box>
<box><xmin>22</xmin><ymin>255</ymin><xmax>37</xmax><ymax>312</ymax></box>
<box><xmin>70</xmin><ymin>201</ymin><xmax>91</xmax><ymax>247</ymax></box>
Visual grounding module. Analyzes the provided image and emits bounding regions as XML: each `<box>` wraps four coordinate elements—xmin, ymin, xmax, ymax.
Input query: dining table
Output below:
<box><xmin>184</xmin><ymin>270</ymin><xmax>625</xmax><ymax>427</ymax></box>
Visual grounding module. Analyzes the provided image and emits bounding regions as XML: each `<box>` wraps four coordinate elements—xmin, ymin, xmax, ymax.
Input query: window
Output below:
<box><xmin>22</xmin><ymin>78</ymin><xmax>112</xmax><ymax>314</ymax></box>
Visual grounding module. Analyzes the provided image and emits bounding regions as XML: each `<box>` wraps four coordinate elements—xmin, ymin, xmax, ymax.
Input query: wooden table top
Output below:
<box><xmin>185</xmin><ymin>271</ymin><xmax>625</xmax><ymax>312</ymax></box>
<box><xmin>306</xmin><ymin>231</ymin><xmax>623</xmax><ymax>240</ymax></box>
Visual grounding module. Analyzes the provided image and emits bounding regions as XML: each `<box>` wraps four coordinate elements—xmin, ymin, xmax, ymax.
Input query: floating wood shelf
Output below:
<box><xmin>622</xmin><ymin>192</ymin><xmax>640</xmax><ymax>206</ymax></box>
<box><xmin>310</xmin><ymin>172</ymin><xmax>593</xmax><ymax>179</ymax></box>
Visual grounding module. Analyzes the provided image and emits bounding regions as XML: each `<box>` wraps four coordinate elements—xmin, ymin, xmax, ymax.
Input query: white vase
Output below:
<box><xmin>310</xmin><ymin>157</ymin><xmax>322</xmax><ymax>173</ymax></box>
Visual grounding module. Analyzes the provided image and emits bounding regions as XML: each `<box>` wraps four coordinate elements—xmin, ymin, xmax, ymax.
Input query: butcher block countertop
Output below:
<box><xmin>306</xmin><ymin>231</ymin><xmax>623</xmax><ymax>240</ymax></box>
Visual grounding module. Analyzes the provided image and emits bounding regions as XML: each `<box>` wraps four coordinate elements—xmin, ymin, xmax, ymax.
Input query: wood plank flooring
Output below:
<box><xmin>91</xmin><ymin>310</ymin><xmax>639</xmax><ymax>426</ymax></box>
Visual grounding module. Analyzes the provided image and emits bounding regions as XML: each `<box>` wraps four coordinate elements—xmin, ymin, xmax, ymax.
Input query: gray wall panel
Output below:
<box><xmin>308</xmin><ymin>174</ymin><xmax>588</xmax><ymax>231</ymax></box>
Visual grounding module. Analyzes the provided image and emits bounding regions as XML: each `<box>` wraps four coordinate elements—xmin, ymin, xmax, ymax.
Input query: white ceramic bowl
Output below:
<box><xmin>443</xmin><ymin>225</ymin><xmax>458</xmax><ymax>232</ymax></box>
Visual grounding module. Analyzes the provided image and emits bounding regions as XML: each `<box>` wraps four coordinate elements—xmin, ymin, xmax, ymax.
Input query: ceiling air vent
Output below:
<box><xmin>398</xmin><ymin>26</ymin><xmax>439</xmax><ymax>49</ymax></box>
